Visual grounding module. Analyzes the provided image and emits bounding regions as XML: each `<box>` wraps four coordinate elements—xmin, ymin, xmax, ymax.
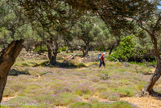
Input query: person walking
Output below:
<box><xmin>99</xmin><ymin>52</ymin><xmax>105</xmax><ymax>68</ymax></box>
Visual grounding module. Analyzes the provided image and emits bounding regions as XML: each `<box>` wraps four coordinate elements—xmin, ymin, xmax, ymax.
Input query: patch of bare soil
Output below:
<box><xmin>151</xmin><ymin>68</ymin><xmax>155</xmax><ymax>73</ymax></box>
<box><xmin>2</xmin><ymin>96</ymin><xmax>16</xmax><ymax>102</ymax></box>
<box><xmin>120</xmin><ymin>96</ymin><xmax>161</xmax><ymax>108</ymax></box>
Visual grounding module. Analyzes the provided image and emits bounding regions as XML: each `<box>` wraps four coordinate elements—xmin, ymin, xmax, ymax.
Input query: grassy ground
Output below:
<box><xmin>1</xmin><ymin>51</ymin><xmax>161</xmax><ymax>108</ymax></box>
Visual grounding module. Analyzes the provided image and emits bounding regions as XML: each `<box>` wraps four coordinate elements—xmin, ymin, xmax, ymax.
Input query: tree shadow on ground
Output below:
<box><xmin>33</xmin><ymin>61</ymin><xmax>86</xmax><ymax>69</ymax></box>
<box><xmin>142</xmin><ymin>72</ymin><xmax>153</xmax><ymax>75</ymax></box>
<box><xmin>9</xmin><ymin>69</ymin><xmax>30</xmax><ymax>76</ymax></box>
<box><xmin>152</xmin><ymin>92</ymin><xmax>161</xmax><ymax>98</ymax></box>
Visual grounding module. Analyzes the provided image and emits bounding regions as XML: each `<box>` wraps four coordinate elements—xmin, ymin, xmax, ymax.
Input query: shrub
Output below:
<box><xmin>99</xmin><ymin>72</ymin><xmax>109</xmax><ymax>80</ymax></box>
<box><xmin>94</xmin><ymin>85</ymin><xmax>107</xmax><ymax>94</ymax></box>
<box><xmin>35</xmin><ymin>93</ymin><xmax>80</xmax><ymax>106</ymax></box>
<box><xmin>75</xmin><ymin>90</ymin><xmax>91</xmax><ymax>96</ymax></box>
<box><xmin>92</xmin><ymin>101</ymin><xmax>134</xmax><ymax>108</ymax></box>
<box><xmin>55</xmin><ymin>93</ymin><xmax>81</xmax><ymax>106</ymax></box>
<box><xmin>69</xmin><ymin>102</ymin><xmax>92</xmax><ymax>108</ymax></box>
<box><xmin>108</xmin><ymin>35</ymin><xmax>135</xmax><ymax>62</ymax></box>
<box><xmin>114</xmin><ymin>87</ymin><xmax>136</xmax><ymax>97</ymax></box>
<box><xmin>99</xmin><ymin>92</ymin><xmax>111</xmax><ymax>99</ymax></box>
<box><xmin>2</xmin><ymin>96</ymin><xmax>36</xmax><ymax>107</ymax></box>
<box><xmin>108</xmin><ymin>94</ymin><xmax>120</xmax><ymax>101</ymax></box>
<box><xmin>88</xmin><ymin>98</ymin><xmax>99</xmax><ymax>103</ymax></box>
<box><xmin>136</xmin><ymin>82</ymin><xmax>146</xmax><ymax>91</ymax></box>
<box><xmin>77</xmin><ymin>63</ymin><xmax>86</xmax><ymax>68</ymax></box>
<box><xmin>10</xmin><ymin>84</ymin><xmax>26</xmax><ymax>92</ymax></box>
<box><xmin>92</xmin><ymin>102</ymin><xmax>110</xmax><ymax>108</ymax></box>
<box><xmin>34</xmin><ymin>45</ymin><xmax>47</xmax><ymax>53</ymax></box>
<box><xmin>99</xmin><ymin>92</ymin><xmax>120</xmax><ymax>101</ymax></box>
<box><xmin>108</xmin><ymin>35</ymin><xmax>155</xmax><ymax>62</ymax></box>
<box><xmin>94</xmin><ymin>46</ymin><xmax>106</xmax><ymax>51</ymax></box>
<box><xmin>58</xmin><ymin>46</ymin><xmax>67</xmax><ymax>52</ymax></box>
<box><xmin>110</xmin><ymin>101</ymin><xmax>134</xmax><ymax>108</ymax></box>
<box><xmin>74</xmin><ymin>85</ymin><xmax>93</xmax><ymax>96</ymax></box>
<box><xmin>69</xmin><ymin>101</ymin><xmax>134</xmax><ymax>108</ymax></box>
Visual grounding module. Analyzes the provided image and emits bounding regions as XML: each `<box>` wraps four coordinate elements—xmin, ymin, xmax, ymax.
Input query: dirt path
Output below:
<box><xmin>120</xmin><ymin>96</ymin><xmax>161</xmax><ymax>108</ymax></box>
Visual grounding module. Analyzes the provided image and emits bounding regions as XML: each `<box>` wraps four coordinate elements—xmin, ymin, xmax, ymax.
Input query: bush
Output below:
<box><xmin>34</xmin><ymin>45</ymin><xmax>47</xmax><ymax>53</ymax></box>
<box><xmin>2</xmin><ymin>96</ymin><xmax>36</xmax><ymax>107</ymax></box>
<box><xmin>77</xmin><ymin>63</ymin><xmax>86</xmax><ymax>68</ymax></box>
<box><xmin>70</xmin><ymin>101</ymin><xmax>134</xmax><ymax>108</ymax></box>
<box><xmin>99</xmin><ymin>92</ymin><xmax>120</xmax><ymax>101</ymax></box>
<box><xmin>94</xmin><ymin>46</ymin><xmax>106</xmax><ymax>51</ymax></box>
<box><xmin>92</xmin><ymin>101</ymin><xmax>134</xmax><ymax>108</ymax></box>
<box><xmin>92</xmin><ymin>102</ymin><xmax>110</xmax><ymax>108</ymax></box>
<box><xmin>110</xmin><ymin>101</ymin><xmax>134</xmax><ymax>108</ymax></box>
<box><xmin>114</xmin><ymin>87</ymin><xmax>136</xmax><ymax>97</ymax></box>
<box><xmin>99</xmin><ymin>72</ymin><xmax>109</xmax><ymax>80</ymax></box>
<box><xmin>58</xmin><ymin>46</ymin><xmax>67</xmax><ymax>53</ymax></box>
<box><xmin>108</xmin><ymin>35</ymin><xmax>135</xmax><ymax>62</ymax></box>
<box><xmin>69</xmin><ymin>102</ymin><xmax>92</xmax><ymax>108</ymax></box>
<box><xmin>108</xmin><ymin>35</ymin><xmax>155</xmax><ymax>62</ymax></box>
<box><xmin>35</xmin><ymin>93</ymin><xmax>81</xmax><ymax>106</ymax></box>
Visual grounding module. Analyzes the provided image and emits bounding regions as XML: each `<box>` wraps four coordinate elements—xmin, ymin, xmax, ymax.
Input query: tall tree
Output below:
<box><xmin>135</xmin><ymin>1</ymin><xmax>161</xmax><ymax>95</ymax></box>
<box><xmin>18</xmin><ymin>0</ymin><xmax>81</xmax><ymax>65</ymax></box>
<box><xmin>74</xmin><ymin>15</ymin><xmax>101</xmax><ymax>57</ymax></box>
<box><xmin>0</xmin><ymin>0</ymin><xmax>25</xmax><ymax>102</ymax></box>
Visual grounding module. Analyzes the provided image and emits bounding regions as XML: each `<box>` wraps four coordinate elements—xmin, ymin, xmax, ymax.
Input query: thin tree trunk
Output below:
<box><xmin>83</xmin><ymin>43</ymin><xmax>89</xmax><ymax>57</ymax></box>
<box><xmin>142</xmin><ymin>35</ymin><xmax>161</xmax><ymax>95</ymax></box>
<box><xmin>70</xmin><ymin>47</ymin><xmax>74</xmax><ymax>53</ymax></box>
<box><xmin>109</xmin><ymin>45</ymin><xmax>114</xmax><ymax>55</ymax></box>
<box><xmin>0</xmin><ymin>40</ymin><xmax>24</xmax><ymax>102</ymax></box>
<box><xmin>47</xmin><ymin>44</ymin><xmax>52</xmax><ymax>63</ymax></box>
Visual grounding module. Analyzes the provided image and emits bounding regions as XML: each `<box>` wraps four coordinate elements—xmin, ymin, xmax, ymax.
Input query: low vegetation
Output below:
<box><xmin>1</xmin><ymin>51</ymin><xmax>161</xmax><ymax>107</ymax></box>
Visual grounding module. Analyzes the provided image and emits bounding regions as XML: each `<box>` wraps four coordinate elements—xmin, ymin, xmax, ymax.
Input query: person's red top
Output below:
<box><xmin>100</xmin><ymin>54</ymin><xmax>104</xmax><ymax>61</ymax></box>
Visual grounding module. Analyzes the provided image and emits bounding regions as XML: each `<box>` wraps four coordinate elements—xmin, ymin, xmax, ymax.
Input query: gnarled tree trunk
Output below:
<box><xmin>46</xmin><ymin>40</ymin><xmax>58</xmax><ymax>65</ymax></box>
<box><xmin>142</xmin><ymin>35</ymin><xmax>161</xmax><ymax>95</ymax></box>
<box><xmin>109</xmin><ymin>45</ymin><xmax>115</xmax><ymax>55</ymax></box>
<box><xmin>143</xmin><ymin>63</ymin><xmax>161</xmax><ymax>95</ymax></box>
<box><xmin>0</xmin><ymin>39</ymin><xmax>24</xmax><ymax>102</ymax></box>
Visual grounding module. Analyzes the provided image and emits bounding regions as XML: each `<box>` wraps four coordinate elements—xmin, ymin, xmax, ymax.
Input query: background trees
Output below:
<box><xmin>0</xmin><ymin>0</ymin><xmax>160</xmax><ymax>102</ymax></box>
<box><xmin>67</xmin><ymin>0</ymin><xmax>161</xmax><ymax>95</ymax></box>
<box><xmin>18</xmin><ymin>0</ymin><xmax>81</xmax><ymax>65</ymax></box>
<box><xmin>73</xmin><ymin>15</ymin><xmax>101</xmax><ymax>56</ymax></box>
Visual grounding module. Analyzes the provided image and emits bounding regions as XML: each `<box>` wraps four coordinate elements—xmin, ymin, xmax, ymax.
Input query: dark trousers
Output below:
<box><xmin>99</xmin><ymin>60</ymin><xmax>105</xmax><ymax>67</ymax></box>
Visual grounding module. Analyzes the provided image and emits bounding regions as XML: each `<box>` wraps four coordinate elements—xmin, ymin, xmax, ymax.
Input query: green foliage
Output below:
<box><xmin>35</xmin><ymin>93</ymin><xmax>79</xmax><ymax>106</ymax></box>
<box><xmin>113</xmin><ymin>87</ymin><xmax>136</xmax><ymax>97</ymax></box>
<box><xmin>34</xmin><ymin>45</ymin><xmax>47</xmax><ymax>53</ymax></box>
<box><xmin>99</xmin><ymin>71</ymin><xmax>109</xmax><ymax>80</ymax></box>
<box><xmin>77</xmin><ymin>63</ymin><xmax>86</xmax><ymax>68</ymax></box>
<box><xmin>108</xmin><ymin>35</ymin><xmax>135</xmax><ymax>62</ymax></box>
<box><xmin>69</xmin><ymin>101</ymin><xmax>134</xmax><ymax>108</ymax></box>
<box><xmin>136</xmin><ymin>82</ymin><xmax>146</xmax><ymax>91</ymax></box>
<box><xmin>54</xmin><ymin>93</ymin><xmax>80</xmax><ymax>106</ymax></box>
<box><xmin>109</xmin><ymin>101</ymin><xmax>134</xmax><ymax>108</ymax></box>
<box><xmin>99</xmin><ymin>92</ymin><xmax>120</xmax><ymax>101</ymax></box>
<box><xmin>75</xmin><ymin>89</ymin><xmax>91</xmax><ymax>96</ymax></box>
<box><xmin>94</xmin><ymin>46</ymin><xmax>106</xmax><ymax>51</ymax></box>
<box><xmin>69</xmin><ymin>102</ymin><xmax>92</xmax><ymax>108</ymax></box>
<box><xmin>108</xmin><ymin>35</ymin><xmax>155</xmax><ymax>62</ymax></box>
<box><xmin>58</xmin><ymin>46</ymin><xmax>67</xmax><ymax>53</ymax></box>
